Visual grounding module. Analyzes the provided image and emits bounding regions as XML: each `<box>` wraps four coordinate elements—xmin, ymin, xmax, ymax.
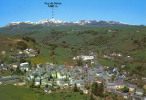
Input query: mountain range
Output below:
<box><xmin>0</xmin><ymin>19</ymin><xmax>135</xmax><ymax>35</ymax></box>
<box><xmin>6</xmin><ymin>19</ymin><xmax>131</xmax><ymax>27</ymax></box>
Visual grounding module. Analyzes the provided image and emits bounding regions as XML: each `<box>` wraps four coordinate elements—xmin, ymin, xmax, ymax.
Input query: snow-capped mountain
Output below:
<box><xmin>6</xmin><ymin>19</ymin><xmax>131</xmax><ymax>27</ymax></box>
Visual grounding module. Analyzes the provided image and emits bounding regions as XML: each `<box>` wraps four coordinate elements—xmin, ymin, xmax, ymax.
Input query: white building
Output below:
<box><xmin>73</xmin><ymin>55</ymin><xmax>94</xmax><ymax>61</ymax></box>
<box><xmin>20</xmin><ymin>62</ymin><xmax>29</xmax><ymax>66</ymax></box>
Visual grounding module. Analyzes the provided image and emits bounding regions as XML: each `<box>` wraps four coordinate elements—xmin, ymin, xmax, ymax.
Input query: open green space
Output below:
<box><xmin>97</xmin><ymin>58</ymin><xmax>120</xmax><ymax>67</ymax></box>
<box><xmin>0</xmin><ymin>85</ymin><xmax>90</xmax><ymax>100</ymax></box>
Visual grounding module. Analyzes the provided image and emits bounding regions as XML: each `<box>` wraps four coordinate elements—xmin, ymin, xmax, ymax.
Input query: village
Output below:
<box><xmin>0</xmin><ymin>48</ymin><xmax>145</xmax><ymax>100</ymax></box>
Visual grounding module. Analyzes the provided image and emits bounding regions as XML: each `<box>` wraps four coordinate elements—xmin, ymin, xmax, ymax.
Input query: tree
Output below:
<box><xmin>10</xmin><ymin>68</ymin><xmax>14</xmax><ymax>73</ymax></box>
<box><xmin>99</xmin><ymin>81</ymin><xmax>104</xmax><ymax>97</ymax></box>
<box><xmin>85</xmin><ymin>85</ymin><xmax>90</xmax><ymax>90</ymax></box>
<box><xmin>45</xmin><ymin>84</ymin><xmax>48</xmax><ymax>88</ymax></box>
<box><xmin>16</xmin><ymin>41</ymin><xmax>28</xmax><ymax>50</ymax></box>
<box><xmin>73</xmin><ymin>83</ymin><xmax>78</xmax><ymax>92</ymax></box>
<box><xmin>57</xmin><ymin>86</ymin><xmax>60</xmax><ymax>89</ymax></box>
<box><xmin>80</xmin><ymin>90</ymin><xmax>83</xmax><ymax>95</ymax></box>
<box><xmin>40</xmin><ymin>77</ymin><xmax>42</xmax><ymax>86</ymax></box>
<box><xmin>24</xmin><ymin>69</ymin><xmax>27</xmax><ymax>73</ymax></box>
<box><xmin>16</xmin><ymin>66</ymin><xmax>21</xmax><ymax>74</ymax></box>
<box><xmin>62</xmin><ymin>41</ymin><xmax>66</xmax><ymax>44</ymax></box>
<box><xmin>90</xmin><ymin>94</ymin><xmax>95</xmax><ymax>100</ymax></box>
<box><xmin>56</xmin><ymin>72</ymin><xmax>58</xmax><ymax>78</ymax></box>
<box><xmin>30</xmin><ymin>78</ymin><xmax>35</xmax><ymax>88</ymax></box>
<box><xmin>111</xmin><ymin>75</ymin><xmax>116</xmax><ymax>81</ymax></box>
<box><xmin>76</xmin><ymin>57</ymin><xmax>83</xmax><ymax>66</ymax></box>
<box><xmin>92</xmin><ymin>82</ymin><xmax>99</xmax><ymax>96</ymax></box>
<box><xmin>50</xmin><ymin>74</ymin><xmax>53</xmax><ymax>79</ymax></box>
<box><xmin>121</xmin><ymin>86</ymin><xmax>129</xmax><ymax>93</ymax></box>
<box><xmin>20</xmin><ymin>59</ymin><xmax>27</xmax><ymax>63</ymax></box>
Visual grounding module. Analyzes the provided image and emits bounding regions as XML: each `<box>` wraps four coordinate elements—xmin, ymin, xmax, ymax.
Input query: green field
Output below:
<box><xmin>97</xmin><ymin>58</ymin><xmax>120</xmax><ymax>67</ymax></box>
<box><xmin>0</xmin><ymin>85</ymin><xmax>90</xmax><ymax>100</ymax></box>
<box><xmin>30</xmin><ymin>47</ymin><xmax>71</xmax><ymax>65</ymax></box>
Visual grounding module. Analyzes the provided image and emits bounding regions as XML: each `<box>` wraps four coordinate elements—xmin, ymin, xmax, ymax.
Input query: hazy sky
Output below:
<box><xmin>0</xmin><ymin>0</ymin><xmax>146</xmax><ymax>27</ymax></box>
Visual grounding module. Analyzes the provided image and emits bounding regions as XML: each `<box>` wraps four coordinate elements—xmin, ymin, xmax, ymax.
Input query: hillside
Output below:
<box><xmin>0</xmin><ymin>34</ymin><xmax>37</xmax><ymax>56</ymax></box>
<box><xmin>0</xmin><ymin>20</ymin><xmax>146</xmax><ymax>77</ymax></box>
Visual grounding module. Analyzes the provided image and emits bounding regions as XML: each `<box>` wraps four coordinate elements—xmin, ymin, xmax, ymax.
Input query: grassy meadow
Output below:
<box><xmin>0</xmin><ymin>85</ymin><xmax>90</xmax><ymax>100</ymax></box>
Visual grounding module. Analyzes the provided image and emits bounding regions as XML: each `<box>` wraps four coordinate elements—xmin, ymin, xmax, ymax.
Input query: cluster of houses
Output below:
<box><xmin>106</xmin><ymin>82</ymin><xmax>144</xmax><ymax>98</ymax></box>
<box><xmin>11</xmin><ymin>62</ymin><xmax>30</xmax><ymax>72</ymax></box>
<box><xmin>23</xmin><ymin>48</ymin><xmax>36</xmax><ymax>57</ymax></box>
<box><xmin>21</xmin><ymin>61</ymin><xmax>117</xmax><ymax>94</ymax></box>
<box><xmin>0</xmin><ymin>50</ymin><xmax>145</xmax><ymax>99</ymax></box>
<box><xmin>11</xmin><ymin>48</ymin><xmax>36</xmax><ymax>59</ymax></box>
<box><xmin>24</xmin><ymin>63</ymin><xmax>104</xmax><ymax>94</ymax></box>
<box><xmin>21</xmin><ymin>61</ymin><xmax>144</xmax><ymax>98</ymax></box>
<box><xmin>102</xmin><ymin>52</ymin><xmax>132</xmax><ymax>59</ymax></box>
<box><xmin>0</xmin><ymin>60</ymin><xmax>144</xmax><ymax>99</ymax></box>
<box><xmin>0</xmin><ymin>75</ymin><xmax>19</xmax><ymax>85</ymax></box>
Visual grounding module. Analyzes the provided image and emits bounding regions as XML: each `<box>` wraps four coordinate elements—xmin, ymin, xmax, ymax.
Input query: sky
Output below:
<box><xmin>0</xmin><ymin>0</ymin><xmax>146</xmax><ymax>27</ymax></box>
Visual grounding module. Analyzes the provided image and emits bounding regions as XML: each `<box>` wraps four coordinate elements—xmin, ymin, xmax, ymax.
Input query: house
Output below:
<box><xmin>0</xmin><ymin>64</ymin><xmax>8</xmax><ymax>70</ymax></box>
<box><xmin>20</xmin><ymin>65</ymin><xmax>30</xmax><ymax>71</ymax></box>
<box><xmin>46</xmin><ymin>62</ymin><xmax>54</xmax><ymax>66</ymax></box>
<box><xmin>44</xmin><ymin>88</ymin><xmax>51</xmax><ymax>93</ymax></box>
<box><xmin>64</xmin><ymin>81</ymin><xmax>69</xmax><ymax>87</ymax></box>
<box><xmin>11</xmin><ymin>53</ymin><xmax>18</xmax><ymax>58</ymax></box>
<box><xmin>48</xmin><ymin>82</ymin><xmax>53</xmax><ymax>86</ymax></box>
<box><xmin>20</xmin><ymin>62</ymin><xmax>29</xmax><ymax>66</ymax></box>
<box><xmin>80</xmin><ymin>86</ymin><xmax>88</xmax><ymax>94</ymax></box>
<box><xmin>12</xmin><ymin>62</ymin><xmax>20</xmax><ymax>69</ymax></box>
<box><xmin>117</xmin><ymin>54</ymin><xmax>122</xmax><ymax>57</ymax></box>
<box><xmin>0</xmin><ymin>75</ymin><xmax>19</xmax><ymax>84</ymax></box>
<box><xmin>108</xmin><ymin>72</ymin><xmax>114</xmax><ymax>76</ymax></box>
<box><xmin>132</xmin><ymin>96</ymin><xmax>143</xmax><ymax>100</ymax></box>
<box><xmin>20</xmin><ymin>62</ymin><xmax>30</xmax><ymax>71</ymax></box>
<box><xmin>17</xmin><ymin>54</ymin><xmax>27</xmax><ymax>59</ymax></box>
<box><xmin>117</xmin><ymin>76</ymin><xmax>123</xmax><ymax>80</ymax></box>
<box><xmin>30</xmin><ymin>73</ymin><xmax>38</xmax><ymax>79</ymax></box>
<box><xmin>121</xmin><ymin>65</ymin><xmax>125</xmax><ymax>69</ymax></box>
<box><xmin>74</xmin><ymin>80</ymin><xmax>84</xmax><ymax>87</ymax></box>
<box><xmin>96</xmin><ymin>78</ymin><xmax>102</xmax><ymax>84</ymax></box>
<box><xmin>126</xmin><ymin>84</ymin><xmax>137</xmax><ymax>91</ymax></box>
<box><xmin>59</xmin><ymin>74</ymin><xmax>66</xmax><ymax>79</ymax></box>
<box><xmin>35</xmin><ymin>77</ymin><xmax>41</xmax><ymax>86</ymax></box>
<box><xmin>135</xmin><ymin>88</ymin><xmax>143</xmax><ymax>96</ymax></box>
<box><xmin>114</xmin><ymin>82</ymin><xmax>125</xmax><ymax>89</ymax></box>
<box><xmin>122</xmin><ymin>93</ymin><xmax>129</xmax><ymax>99</ymax></box>
<box><xmin>37</xmin><ymin>64</ymin><xmax>43</xmax><ymax>68</ymax></box>
<box><xmin>18</xmin><ymin>50</ymin><xmax>23</xmax><ymax>54</ymax></box>
<box><xmin>28</xmin><ymin>53</ymin><xmax>36</xmax><ymax>57</ymax></box>
<box><xmin>122</xmin><ymin>74</ymin><xmax>128</xmax><ymax>79</ymax></box>
<box><xmin>106</xmin><ymin>83</ymin><xmax>115</xmax><ymax>89</ymax></box>
<box><xmin>73</xmin><ymin>55</ymin><xmax>94</xmax><ymax>61</ymax></box>
<box><xmin>17</xmin><ymin>82</ymin><xmax>26</xmax><ymax>86</ymax></box>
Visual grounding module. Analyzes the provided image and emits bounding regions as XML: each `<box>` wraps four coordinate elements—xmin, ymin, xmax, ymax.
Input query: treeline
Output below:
<box><xmin>78</xmin><ymin>30</ymin><xmax>99</xmax><ymax>35</ymax></box>
<box><xmin>22</xmin><ymin>36</ymin><xmax>36</xmax><ymax>44</ymax></box>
